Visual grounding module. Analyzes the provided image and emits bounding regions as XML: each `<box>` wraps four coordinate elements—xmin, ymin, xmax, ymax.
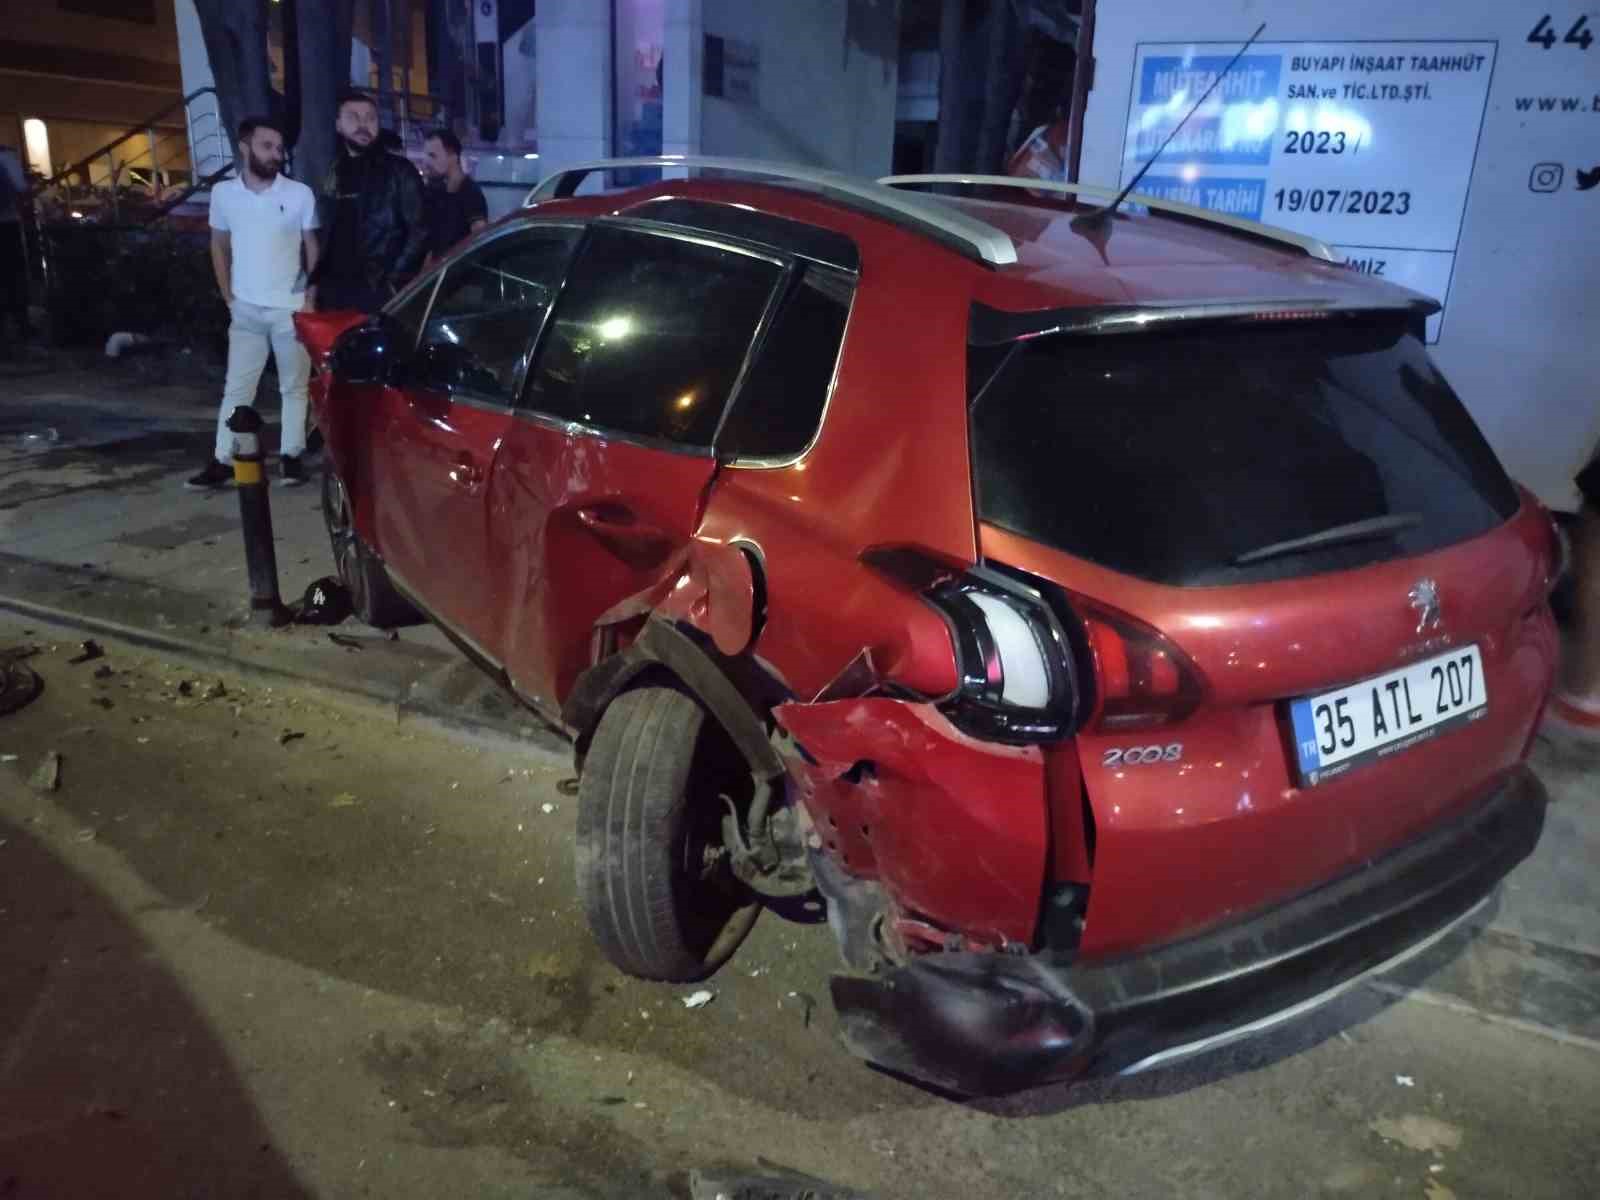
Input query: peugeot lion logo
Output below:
<box><xmin>1409</xmin><ymin>579</ymin><xmax>1442</xmax><ymax>635</ymax></box>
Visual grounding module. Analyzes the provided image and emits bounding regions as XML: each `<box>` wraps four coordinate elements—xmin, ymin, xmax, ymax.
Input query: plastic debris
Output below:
<box><xmin>540</xmin><ymin>802</ymin><xmax>556</xmax><ymax>815</ymax></box>
<box><xmin>29</xmin><ymin>751</ymin><xmax>61</xmax><ymax>793</ymax></box>
<box><xmin>1396</xmin><ymin>1075</ymin><xmax>1416</xmax><ymax>1087</ymax></box>
<box><xmin>682</xmin><ymin>989</ymin><xmax>716</xmax><ymax>1009</ymax></box>
<box><xmin>788</xmin><ymin>991</ymin><xmax>817</xmax><ymax>1027</ymax></box>
<box><xmin>279</xmin><ymin>730</ymin><xmax>306</xmax><ymax>746</ymax></box>
<box><xmin>68</xmin><ymin>640</ymin><xmax>105</xmax><ymax>665</ymax></box>
<box><xmin>19</xmin><ymin>428</ymin><xmax>61</xmax><ymax>452</ymax></box>
<box><xmin>104</xmin><ymin>331</ymin><xmax>153</xmax><ymax>358</ymax></box>
<box><xmin>1430</xmin><ymin>1165</ymin><xmax>1445</xmax><ymax>1174</ymax></box>
<box><xmin>0</xmin><ymin>754</ymin><xmax>17</xmax><ymax>763</ymax></box>
<box><xmin>295</xmin><ymin>578</ymin><xmax>353</xmax><ymax>626</ymax></box>
<box><xmin>689</xmin><ymin>1166</ymin><xmax>873</xmax><ymax>1200</ymax></box>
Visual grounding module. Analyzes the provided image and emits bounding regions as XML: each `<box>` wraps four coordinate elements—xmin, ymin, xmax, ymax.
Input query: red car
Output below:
<box><xmin>296</xmin><ymin>159</ymin><xmax>1558</xmax><ymax>1095</ymax></box>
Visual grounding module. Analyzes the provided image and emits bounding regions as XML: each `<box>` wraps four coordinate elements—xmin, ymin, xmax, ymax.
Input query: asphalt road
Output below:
<box><xmin>2</xmin><ymin>622</ymin><xmax>1597</xmax><ymax>1200</ymax></box>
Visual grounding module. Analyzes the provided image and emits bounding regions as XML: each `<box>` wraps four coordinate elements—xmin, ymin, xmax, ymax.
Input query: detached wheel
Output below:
<box><xmin>321</xmin><ymin>465</ymin><xmax>420</xmax><ymax>628</ymax></box>
<box><xmin>576</xmin><ymin>686</ymin><xmax>760</xmax><ymax>981</ymax></box>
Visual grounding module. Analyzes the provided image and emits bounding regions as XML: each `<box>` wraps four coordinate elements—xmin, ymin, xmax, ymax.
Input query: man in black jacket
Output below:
<box><xmin>312</xmin><ymin>91</ymin><xmax>425</xmax><ymax>312</ymax></box>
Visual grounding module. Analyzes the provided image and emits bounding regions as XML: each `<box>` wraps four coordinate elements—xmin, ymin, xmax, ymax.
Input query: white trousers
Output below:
<box><xmin>214</xmin><ymin>300</ymin><xmax>311</xmax><ymax>464</ymax></box>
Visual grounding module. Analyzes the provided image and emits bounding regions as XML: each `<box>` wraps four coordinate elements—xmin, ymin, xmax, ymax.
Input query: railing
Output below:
<box><xmin>30</xmin><ymin>88</ymin><xmax>231</xmax><ymax>227</ymax></box>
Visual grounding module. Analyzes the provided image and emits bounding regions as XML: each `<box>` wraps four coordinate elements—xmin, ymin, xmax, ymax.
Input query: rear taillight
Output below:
<box><xmin>1076</xmin><ymin>601</ymin><xmax>1206</xmax><ymax>731</ymax></box>
<box><xmin>925</xmin><ymin>569</ymin><xmax>1081</xmax><ymax>744</ymax></box>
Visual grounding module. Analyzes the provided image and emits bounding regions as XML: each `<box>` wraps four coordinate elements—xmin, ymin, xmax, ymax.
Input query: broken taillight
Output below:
<box><xmin>925</xmin><ymin>568</ymin><xmax>1083</xmax><ymax>744</ymax></box>
<box><xmin>1076</xmin><ymin>601</ymin><xmax>1206</xmax><ymax>731</ymax></box>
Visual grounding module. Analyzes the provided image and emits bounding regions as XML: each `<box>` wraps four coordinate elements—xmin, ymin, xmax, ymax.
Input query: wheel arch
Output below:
<box><xmin>564</xmin><ymin>618</ymin><xmax>786</xmax><ymax>781</ymax></box>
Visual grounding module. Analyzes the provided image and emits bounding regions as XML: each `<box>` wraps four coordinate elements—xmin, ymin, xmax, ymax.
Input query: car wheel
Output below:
<box><xmin>576</xmin><ymin>686</ymin><xmax>761</xmax><ymax>982</ymax></box>
<box><xmin>320</xmin><ymin>465</ymin><xmax>419</xmax><ymax>629</ymax></box>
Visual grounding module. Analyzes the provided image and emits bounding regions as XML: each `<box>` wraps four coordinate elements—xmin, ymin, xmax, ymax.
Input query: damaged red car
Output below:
<box><xmin>295</xmin><ymin>160</ymin><xmax>1558</xmax><ymax>1095</ymax></box>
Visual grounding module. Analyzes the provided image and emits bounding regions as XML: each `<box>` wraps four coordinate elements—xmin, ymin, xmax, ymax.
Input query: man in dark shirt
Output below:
<box><xmin>421</xmin><ymin>129</ymin><xmax>489</xmax><ymax>267</ymax></box>
<box><xmin>312</xmin><ymin>91</ymin><xmax>426</xmax><ymax>312</ymax></box>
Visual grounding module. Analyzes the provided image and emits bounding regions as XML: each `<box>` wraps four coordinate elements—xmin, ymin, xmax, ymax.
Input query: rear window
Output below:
<box><xmin>716</xmin><ymin>265</ymin><xmax>854</xmax><ymax>461</ymax></box>
<box><xmin>970</xmin><ymin>319</ymin><xmax>1520</xmax><ymax>586</ymax></box>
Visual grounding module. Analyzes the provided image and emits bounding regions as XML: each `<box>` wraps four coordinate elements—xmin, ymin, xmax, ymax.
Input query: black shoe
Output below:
<box><xmin>305</xmin><ymin>427</ymin><xmax>325</xmax><ymax>455</ymax></box>
<box><xmin>184</xmin><ymin>459</ymin><xmax>233</xmax><ymax>491</ymax></box>
<box><xmin>279</xmin><ymin>454</ymin><xmax>306</xmax><ymax>486</ymax></box>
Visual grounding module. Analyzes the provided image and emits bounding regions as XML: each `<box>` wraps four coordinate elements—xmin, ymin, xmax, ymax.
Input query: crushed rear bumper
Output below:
<box><xmin>830</xmin><ymin>766</ymin><xmax>1546</xmax><ymax>1095</ymax></box>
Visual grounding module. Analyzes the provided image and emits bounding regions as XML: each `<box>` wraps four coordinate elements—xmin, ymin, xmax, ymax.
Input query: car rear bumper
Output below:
<box><xmin>830</xmin><ymin>765</ymin><xmax>1547</xmax><ymax>1095</ymax></box>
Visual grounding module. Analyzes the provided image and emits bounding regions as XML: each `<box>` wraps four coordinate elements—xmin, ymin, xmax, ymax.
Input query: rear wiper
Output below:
<box><xmin>1231</xmin><ymin>513</ymin><xmax>1422</xmax><ymax>566</ymax></box>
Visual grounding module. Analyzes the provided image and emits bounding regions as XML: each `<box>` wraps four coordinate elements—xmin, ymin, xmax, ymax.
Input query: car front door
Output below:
<box><xmin>487</xmin><ymin>220</ymin><xmax>787</xmax><ymax>713</ymax></box>
<box><xmin>371</xmin><ymin>222</ymin><xmax>583</xmax><ymax>646</ymax></box>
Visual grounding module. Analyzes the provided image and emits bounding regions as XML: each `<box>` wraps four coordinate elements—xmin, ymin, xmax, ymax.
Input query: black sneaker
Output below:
<box><xmin>279</xmin><ymin>454</ymin><xmax>307</xmax><ymax>486</ymax></box>
<box><xmin>184</xmin><ymin>459</ymin><xmax>233</xmax><ymax>491</ymax></box>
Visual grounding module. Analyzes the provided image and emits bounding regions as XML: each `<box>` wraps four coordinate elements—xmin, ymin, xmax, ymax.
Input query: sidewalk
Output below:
<box><xmin>1</xmin><ymin>358</ymin><xmax>566</xmax><ymax>758</ymax></box>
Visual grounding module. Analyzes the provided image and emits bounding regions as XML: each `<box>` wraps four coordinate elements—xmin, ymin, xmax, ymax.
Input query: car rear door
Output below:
<box><xmin>371</xmin><ymin>222</ymin><xmax>583</xmax><ymax>644</ymax></box>
<box><xmin>487</xmin><ymin>220</ymin><xmax>787</xmax><ymax>712</ymax></box>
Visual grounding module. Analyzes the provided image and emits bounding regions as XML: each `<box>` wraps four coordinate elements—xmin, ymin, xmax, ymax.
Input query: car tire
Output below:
<box><xmin>321</xmin><ymin>465</ymin><xmax>420</xmax><ymax>629</ymax></box>
<box><xmin>576</xmin><ymin>686</ymin><xmax>761</xmax><ymax>982</ymax></box>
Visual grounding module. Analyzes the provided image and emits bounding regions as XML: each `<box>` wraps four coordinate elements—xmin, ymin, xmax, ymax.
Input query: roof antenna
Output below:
<box><xmin>1072</xmin><ymin>22</ymin><xmax>1267</xmax><ymax>233</ymax></box>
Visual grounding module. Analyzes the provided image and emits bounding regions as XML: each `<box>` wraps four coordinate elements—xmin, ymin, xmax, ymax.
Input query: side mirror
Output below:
<box><xmin>331</xmin><ymin>319</ymin><xmax>394</xmax><ymax>384</ymax></box>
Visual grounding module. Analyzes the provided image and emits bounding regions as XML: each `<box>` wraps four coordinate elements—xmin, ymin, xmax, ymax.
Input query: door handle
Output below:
<box><xmin>575</xmin><ymin>504</ymin><xmax>675</xmax><ymax>566</ymax></box>
<box><xmin>576</xmin><ymin>503</ymin><xmax>648</xmax><ymax>534</ymax></box>
<box><xmin>448</xmin><ymin>453</ymin><xmax>483</xmax><ymax>488</ymax></box>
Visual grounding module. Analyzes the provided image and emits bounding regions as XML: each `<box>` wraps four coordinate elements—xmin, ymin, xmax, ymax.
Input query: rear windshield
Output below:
<box><xmin>970</xmin><ymin>319</ymin><xmax>1520</xmax><ymax>586</ymax></box>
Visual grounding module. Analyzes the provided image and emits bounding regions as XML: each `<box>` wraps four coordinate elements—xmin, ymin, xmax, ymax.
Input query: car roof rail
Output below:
<box><xmin>877</xmin><ymin>173</ymin><xmax>1341</xmax><ymax>263</ymax></box>
<box><xmin>526</xmin><ymin>155</ymin><xmax>1020</xmax><ymax>267</ymax></box>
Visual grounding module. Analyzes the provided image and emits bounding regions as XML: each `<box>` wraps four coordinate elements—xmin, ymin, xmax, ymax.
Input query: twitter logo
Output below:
<box><xmin>1578</xmin><ymin>166</ymin><xmax>1600</xmax><ymax>191</ymax></box>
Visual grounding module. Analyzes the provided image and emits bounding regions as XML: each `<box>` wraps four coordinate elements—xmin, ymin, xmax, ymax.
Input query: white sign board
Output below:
<box><xmin>1081</xmin><ymin>1</ymin><xmax>1600</xmax><ymax>508</ymax></box>
<box><xmin>1122</xmin><ymin>41</ymin><xmax>1497</xmax><ymax>341</ymax></box>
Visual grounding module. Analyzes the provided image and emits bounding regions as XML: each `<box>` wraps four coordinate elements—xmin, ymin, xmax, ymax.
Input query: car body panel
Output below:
<box><xmin>694</xmin><ymin>472</ymin><xmax>965</xmax><ymax>702</ymax></box>
<box><xmin>774</xmin><ymin>698</ymin><xmax>1050</xmax><ymax>948</ymax></box>
<box><xmin>487</xmin><ymin>419</ymin><xmax>718</xmax><ymax>708</ymax></box>
<box><xmin>372</xmin><ymin>389</ymin><xmax>513</xmax><ymax>639</ymax></box>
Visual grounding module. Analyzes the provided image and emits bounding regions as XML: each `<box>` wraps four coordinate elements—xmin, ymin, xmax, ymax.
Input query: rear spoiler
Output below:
<box><xmin>969</xmin><ymin>297</ymin><xmax>1441</xmax><ymax>347</ymax></box>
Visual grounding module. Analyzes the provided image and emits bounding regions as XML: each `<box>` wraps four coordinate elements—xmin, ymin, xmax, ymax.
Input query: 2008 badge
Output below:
<box><xmin>1102</xmin><ymin>744</ymin><xmax>1183</xmax><ymax>767</ymax></box>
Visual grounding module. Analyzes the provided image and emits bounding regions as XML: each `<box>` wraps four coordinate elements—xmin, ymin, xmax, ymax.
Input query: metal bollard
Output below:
<box><xmin>226</xmin><ymin>405</ymin><xmax>291</xmax><ymax>627</ymax></box>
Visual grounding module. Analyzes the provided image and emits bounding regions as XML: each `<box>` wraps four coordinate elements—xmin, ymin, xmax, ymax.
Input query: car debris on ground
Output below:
<box><xmin>688</xmin><ymin>1165</ymin><xmax>873</xmax><ymax>1200</ymax></box>
<box><xmin>67</xmin><ymin>639</ymin><xmax>104</xmax><ymax>665</ymax></box>
<box><xmin>28</xmin><ymin>751</ymin><xmax>61</xmax><ymax>793</ymax></box>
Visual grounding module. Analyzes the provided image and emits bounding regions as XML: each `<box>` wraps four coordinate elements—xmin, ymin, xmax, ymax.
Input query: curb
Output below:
<box><xmin>0</xmin><ymin>554</ymin><xmax>569</xmax><ymax>764</ymax></box>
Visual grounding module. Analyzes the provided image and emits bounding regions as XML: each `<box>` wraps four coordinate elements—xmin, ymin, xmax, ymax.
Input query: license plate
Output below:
<box><xmin>1289</xmin><ymin>645</ymin><xmax>1487</xmax><ymax>786</ymax></box>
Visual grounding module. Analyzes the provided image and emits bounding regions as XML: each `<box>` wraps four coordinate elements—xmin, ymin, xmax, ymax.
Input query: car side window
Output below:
<box><xmin>715</xmin><ymin>264</ymin><xmax>854</xmax><ymax>461</ymax></box>
<box><xmin>523</xmin><ymin>224</ymin><xmax>783</xmax><ymax>448</ymax></box>
<box><xmin>413</xmin><ymin>225</ymin><xmax>582</xmax><ymax>404</ymax></box>
<box><xmin>384</xmin><ymin>275</ymin><xmax>438</xmax><ymax>350</ymax></box>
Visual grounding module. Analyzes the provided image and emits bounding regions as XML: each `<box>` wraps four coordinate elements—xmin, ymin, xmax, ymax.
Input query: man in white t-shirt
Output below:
<box><xmin>187</xmin><ymin>116</ymin><xmax>321</xmax><ymax>490</ymax></box>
